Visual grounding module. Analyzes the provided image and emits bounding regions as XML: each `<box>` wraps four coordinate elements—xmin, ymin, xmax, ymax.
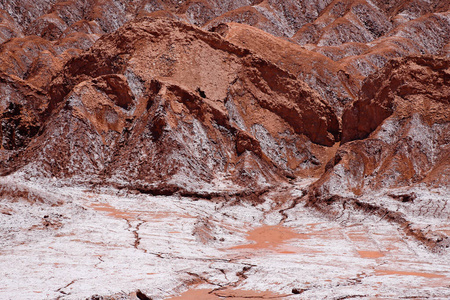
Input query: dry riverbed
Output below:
<box><xmin>0</xmin><ymin>175</ymin><xmax>449</xmax><ymax>299</ymax></box>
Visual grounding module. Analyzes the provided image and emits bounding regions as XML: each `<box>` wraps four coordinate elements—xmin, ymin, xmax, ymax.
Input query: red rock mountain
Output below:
<box><xmin>2</xmin><ymin>17</ymin><xmax>342</xmax><ymax>197</ymax></box>
<box><xmin>0</xmin><ymin>1</ymin><xmax>449</xmax><ymax>297</ymax></box>
<box><xmin>0</xmin><ymin>0</ymin><xmax>450</xmax><ymax>299</ymax></box>
<box><xmin>0</xmin><ymin>0</ymin><xmax>449</xmax><ymax>218</ymax></box>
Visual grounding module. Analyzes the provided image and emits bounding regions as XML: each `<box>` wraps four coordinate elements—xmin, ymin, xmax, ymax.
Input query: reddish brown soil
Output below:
<box><xmin>358</xmin><ymin>250</ymin><xmax>384</xmax><ymax>259</ymax></box>
<box><xmin>88</xmin><ymin>202</ymin><xmax>135</xmax><ymax>220</ymax></box>
<box><xmin>230</xmin><ymin>225</ymin><xmax>307</xmax><ymax>252</ymax></box>
<box><xmin>166</xmin><ymin>289</ymin><xmax>218</xmax><ymax>300</ymax></box>
<box><xmin>375</xmin><ymin>270</ymin><xmax>447</xmax><ymax>279</ymax></box>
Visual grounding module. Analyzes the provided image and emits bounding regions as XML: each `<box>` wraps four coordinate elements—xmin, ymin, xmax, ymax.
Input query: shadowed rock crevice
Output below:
<box><xmin>136</xmin><ymin>290</ymin><xmax>152</xmax><ymax>300</ymax></box>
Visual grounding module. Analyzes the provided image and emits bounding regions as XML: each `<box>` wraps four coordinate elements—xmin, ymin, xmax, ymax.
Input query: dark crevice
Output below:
<box><xmin>126</xmin><ymin>219</ymin><xmax>146</xmax><ymax>252</ymax></box>
<box><xmin>196</xmin><ymin>87</ymin><xmax>206</xmax><ymax>98</ymax></box>
<box><xmin>136</xmin><ymin>290</ymin><xmax>152</xmax><ymax>300</ymax></box>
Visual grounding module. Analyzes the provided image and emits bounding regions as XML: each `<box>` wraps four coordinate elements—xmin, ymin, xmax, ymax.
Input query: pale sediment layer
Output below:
<box><xmin>0</xmin><ymin>176</ymin><xmax>449</xmax><ymax>299</ymax></box>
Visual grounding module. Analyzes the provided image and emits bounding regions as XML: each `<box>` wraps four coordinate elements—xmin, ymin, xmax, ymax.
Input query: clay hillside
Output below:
<box><xmin>0</xmin><ymin>1</ymin><xmax>449</xmax><ymax>299</ymax></box>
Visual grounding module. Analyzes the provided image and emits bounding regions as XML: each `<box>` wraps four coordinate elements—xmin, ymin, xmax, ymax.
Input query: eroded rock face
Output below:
<box><xmin>211</xmin><ymin>22</ymin><xmax>354</xmax><ymax>116</ymax></box>
<box><xmin>342</xmin><ymin>56</ymin><xmax>449</xmax><ymax>144</ymax></box>
<box><xmin>314</xmin><ymin>57</ymin><xmax>450</xmax><ymax>188</ymax></box>
<box><xmin>0</xmin><ymin>2</ymin><xmax>449</xmax><ymax>299</ymax></box>
<box><xmin>316</xmin><ymin>56</ymin><xmax>450</xmax><ymax>193</ymax></box>
<box><xmin>0</xmin><ymin>0</ymin><xmax>447</xmax><ymax>225</ymax></box>
<box><xmin>0</xmin><ymin>71</ymin><xmax>48</xmax><ymax>151</ymax></box>
<box><xmin>292</xmin><ymin>0</ymin><xmax>450</xmax><ymax>107</ymax></box>
<box><xmin>308</xmin><ymin>56</ymin><xmax>450</xmax><ymax>251</ymax></box>
<box><xmin>0</xmin><ymin>0</ymin><xmax>448</xmax><ymax>121</ymax></box>
<box><xmin>3</xmin><ymin>18</ymin><xmax>339</xmax><ymax>196</ymax></box>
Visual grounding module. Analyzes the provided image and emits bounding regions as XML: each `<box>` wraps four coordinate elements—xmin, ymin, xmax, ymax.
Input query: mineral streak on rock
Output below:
<box><xmin>0</xmin><ymin>0</ymin><xmax>449</xmax><ymax>299</ymax></box>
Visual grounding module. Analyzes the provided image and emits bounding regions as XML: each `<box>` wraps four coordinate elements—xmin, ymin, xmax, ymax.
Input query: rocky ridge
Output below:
<box><xmin>0</xmin><ymin>0</ymin><xmax>449</xmax><ymax>299</ymax></box>
<box><xmin>3</xmin><ymin>18</ymin><xmax>340</xmax><ymax>197</ymax></box>
<box><xmin>308</xmin><ymin>56</ymin><xmax>450</xmax><ymax>251</ymax></box>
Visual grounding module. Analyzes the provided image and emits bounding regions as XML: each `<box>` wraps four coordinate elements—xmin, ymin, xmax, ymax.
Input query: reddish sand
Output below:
<box><xmin>230</xmin><ymin>225</ymin><xmax>307</xmax><ymax>251</ymax></box>
<box><xmin>347</xmin><ymin>233</ymin><xmax>370</xmax><ymax>242</ymax></box>
<box><xmin>166</xmin><ymin>289</ymin><xmax>218</xmax><ymax>300</ymax></box>
<box><xmin>89</xmin><ymin>202</ymin><xmax>135</xmax><ymax>219</ymax></box>
<box><xmin>307</xmin><ymin>228</ymin><xmax>342</xmax><ymax>240</ymax></box>
<box><xmin>358</xmin><ymin>250</ymin><xmax>384</xmax><ymax>259</ymax></box>
<box><xmin>88</xmin><ymin>202</ymin><xmax>185</xmax><ymax>220</ymax></box>
<box><xmin>376</xmin><ymin>270</ymin><xmax>446</xmax><ymax>278</ymax></box>
<box><xmin>277</xmin><ymin>247</ymin><xmax>322</xmax><ymax>254</ymax></box>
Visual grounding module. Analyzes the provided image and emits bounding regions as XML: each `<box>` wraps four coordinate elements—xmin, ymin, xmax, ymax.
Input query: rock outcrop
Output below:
<box><xmin>0</xmin><ymin>0</ymin><xmax>447</xmax><ymax>214</ymax></box>
<box><xmin>308</xmin><ymin>56</ymin><xmax>450</xmax><ymax>251</ymax></box>
<box><xmin>319</xmin><ymin>56</ymin><xmax>450</xmax><ymax>192</ymax></box>
<box><xmin>1</xmin><ymin>1</ymin><xmax>450</xmax><ymax>299</ymax></box>
<box><xmin>0</xmin><ymin>0</ymin><xmax>449</xmax><ymax>121</ymax></box>
<box><xmin>2</xmin><ymin>18</ymin><xmax>340</xmax><ymax>196</ymax></box>
<box><xmin>0</xmin><ymin>71</ymin><xmax>48</xmax><ymax>151</ymax></box>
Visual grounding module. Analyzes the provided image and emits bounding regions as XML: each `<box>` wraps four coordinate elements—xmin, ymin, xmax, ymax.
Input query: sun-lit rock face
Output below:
<box><xmin>313</xmin><ymin>56</ymin><xmax>450</xmax><ymax>193</ymax></box>
<box><xmin>307</xmin><ymin>56</ymin><xmax>450</xmax><ymax>252</ymax></box>
<box><xmin>0</xmin><ymin>0</ymin><xmax>449</xmax><ymax>119</ymax></box>
<box><xmin>0</xmin><ymin>1</ymin><xmax>449</xmax><ymax>299</ymax></box>
<box><xmin>210</xmin><ymin>22</ymin><xmax>354</xmax><ymax>116</ymax></box>
<box><xmin>2</xmin><ymin>18</ymin><xmax>340</xmax><ymax>195</ymax></box>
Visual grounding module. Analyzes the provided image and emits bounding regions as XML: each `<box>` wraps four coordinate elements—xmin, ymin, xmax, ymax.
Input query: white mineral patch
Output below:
<box><xmin>0</xmin><ymin>175</ymin><xmax>449</xmax><ymax>299</ymax></box>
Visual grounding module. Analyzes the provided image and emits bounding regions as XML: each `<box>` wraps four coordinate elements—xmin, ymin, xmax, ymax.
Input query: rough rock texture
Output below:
<box><xmin>342</xmin><ymin>56</ymin><xmax>449</xmax><ymax>144</ymax></box>
<box><xmin>0</xmin><ymin>0</ymin><xmax>449</xmax><ymax>116</ymax></box>
<box><xmin>0</xmin><ymin>71</ymin><xmax>48</xmax><ymax>150</ymax></box>
<box><xmin>2</xmin><ymin>18</ymin><xmax>340</xmax><ymax>196</ymax></box>
<box><xmin>0</xmin><ymin>1</ymin><xmax>449</xmax><ymax>299</ymax></box>
<box><xmin>308</xmin><ymin>56</ymin><xmax>450</xmax><ymax>251</ymax></box>
<box><xmin>211</xmin><ymin>22</ymin><xmax>354</xmax><ymax>116</ymax></box>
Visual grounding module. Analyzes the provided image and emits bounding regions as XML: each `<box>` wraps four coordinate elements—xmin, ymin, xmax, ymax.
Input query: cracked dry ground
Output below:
<box><xmin>1</xmin><ymin>176</ymin><xmax>449</xmax><ymax>299</ymax></box>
